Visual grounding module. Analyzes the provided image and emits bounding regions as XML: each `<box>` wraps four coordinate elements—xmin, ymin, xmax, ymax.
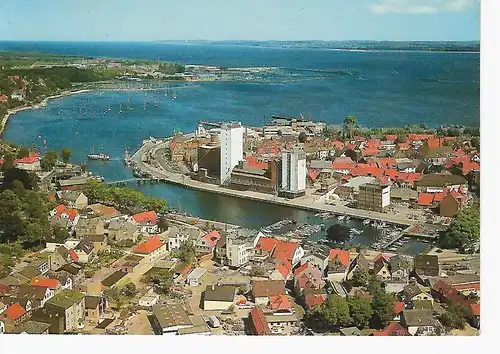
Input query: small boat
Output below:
<box><xmin>362</xmin><ymin>219</ymin><xmax>371</xmax><ymax>225</ymax></box>
<box><xmin>88</xmin><ymin>153</ymin><xmax>110</xmax><ymax>161</ymax></box>
<box><xmin>338</xmin><ymin>215</ymin><xmax>345</xmax><ymax>221</ymax></box>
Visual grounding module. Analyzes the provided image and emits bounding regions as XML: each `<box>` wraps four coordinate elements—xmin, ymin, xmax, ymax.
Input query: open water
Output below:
<box><xmin>1</xmin><ymin>42</ymin><xmax>479</xmax><ymax>253</ymax></box>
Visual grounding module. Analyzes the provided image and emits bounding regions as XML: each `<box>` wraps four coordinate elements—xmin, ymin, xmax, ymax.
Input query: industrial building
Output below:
<box><xmin>279</xmin><ymin>145</ymin><xmax>307</xmax><ymax>198</ymax></box>
<box><xmin>220</xmin><ymin>122</ymin><xmax>244</xmax><ymax>185</ymax></box>
<box><xmin>356</xmin><ymin>181</ymin><xmax>391</xmax><ymax>212</ymax></box>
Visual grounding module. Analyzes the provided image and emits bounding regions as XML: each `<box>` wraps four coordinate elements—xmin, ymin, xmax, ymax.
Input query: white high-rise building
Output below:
<box><xmin>281</xmin><ymin>145</ymin><xmax>307</xmax><ymax>198</ymax></box>
<box><xmin>220</xmin><ymin>122</ymin><xmax>244</xmax><ymax>185</ymax></box>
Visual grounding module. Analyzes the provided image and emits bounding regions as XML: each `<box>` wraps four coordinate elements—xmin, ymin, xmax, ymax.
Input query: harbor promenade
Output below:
<box><xmin>129</xmin><ymin>137</ymin><xmax>419</xmax><ymax>227</ymax></box>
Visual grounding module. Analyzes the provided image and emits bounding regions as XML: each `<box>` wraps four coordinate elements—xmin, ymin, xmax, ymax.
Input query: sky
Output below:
<box><xmin>0</xmin><ymin>0</ymin><xmax>480</xmax><ymax>41</ymax></box>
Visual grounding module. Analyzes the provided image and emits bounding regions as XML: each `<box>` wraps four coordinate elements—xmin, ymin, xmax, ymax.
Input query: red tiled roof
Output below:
<box><xmin>134</xmin><ymin>235</ymin><xmax>164</xmax><ymax>254</ymax></box>
<box><xmin>5</xmin><ymin>303</ymin><xmax>26</xmax><ymax>321</ymax></box>
<box><xmin>54</xmin><ymin>204</ymin><xmax>66</xmax><ymax>216</ymax></box>
<box><xmin>276</xmin><ymin>263</ymin><xmax>290</xmax><ymax>279</ymax></box>
<box><xmin>394</xmin><ymin>301</ymin><xmax>405</xmax><ymax>314</ymax></box>
<box><xmin>427</xmin><ymin>138</ymin><xmax>445</xmax><ymax>149</ymax></box>
<box><xmin>256</xmin><ymin>237</ymin><xmax>298</xmax><ymax>263</ymax></box>
<box><xmin>470</xmin><ymin>303</ymin><xmax>480</xmax><ymax>316</ymax></box>
<box><xmin>453</xmin><ymin>283</ymin><xmax>480</xmax><ymax>291</ymax></box>
<box><xmin>418</xmin><ymin>193</ymin><xmax>434</xmax><ymax>206</ymax></box>
<box><xmin>31</xmin><ymin>278</ymin><xmax>60</xmax><ymax>290</ymax></box>
<box><xmin>55</xmin><ymin>205</ymin><xmax>79</xmax><ymax>221</ymax></box>
<box><xmin>328</xmin><ymin>140</ymin><xmax>344</xmax><ymax>149</ymax></box>
<box><xmin>249</xmin><ymin>307</ymin><xmax>271</xmax><ymax>335</ymax></box>
<box><xmin>366</xmin><ymin>139</ymin><xmax>383</xmax><ymax>149</ymax></box>
<box><xmin>332</xmin><ymin>162</ymin><xmax>354</xmax><ymax>170</ymax></box>
<box><xmin>0</xmin><ymin>94</ymin><xmax>8</xmax><ymax>103</ymax></box>
<box><xmin>14</xmin><ymin>155</ymin><xmax>39</xmax><ymax>165</ymax></box>
<box><xmin>132</xmin><ymin>210</ymin><xmax>157</xmax><ymax>225</ymax></box>
<box><xmin>329</xmin><ymin>249</ymin><xmax>350</xmax><ymax>267</ymax></box>
<box><xmin>461</xmin><ymin>161</ymin><xmax>480</xmax><ymax>175</ymax></box>
<box><xmin>397</xmin><ymin>142</ymin><xmax>411</xmax><ymax>150</ymax></box>
<box><xmin>308</xmin><ymin>168</ymin><xmax>321</xmax><ymax>181</ymax></box>
<box><xmin>68</xmin><ymin>249</ymin><xmax>79</xmax><ymax>262</ymax></box>
<box><xmin>293</xmin><ymin>262</ymin><xmax>310</xmax><ymax>277</ymax></box>
<box><xmin>305</xmin><ymin>294</ymin><xmax>327</xmax><ymax>309</ymax></box>
<box><xmin>385</xmin><ymin>135</ymin><xmax>398</xmax><ymax>141</ymax></box>
<box><xmin>379</xmin><ymin>158</ymin><xmax>396</xmax><ymax>169</ymax></box>
<box><xmin>408</xmin><ymin>134</ymin><xmax>434</xmax><ymax>142</ymax></box>
<box><xmin>361</xmin><ymin>147</ymin><xmax>380</xmax><ymax>157</ymax></box>
<box><xmin>244</xmin><ymin>156</ymin><xmax>269</xmax><ymax>169</ymax></box>
<box><xmin>269</xmin><ymin>294</ymin><xmax>292</xmax><ymax>310</ymax></box>
<box><xmin>372</xmin><ymin>322</ymin><xmax>410</xmax><ymax>336</ymax></box>
<box><xmin>374</xmin><ymin>253</ymin><xmax>389</xmax><ymax>264</ymax></box>
<box><xmin>202</xmin><ymin>231</ymin><xmax>221</xmax><ymax>248</ymax></box>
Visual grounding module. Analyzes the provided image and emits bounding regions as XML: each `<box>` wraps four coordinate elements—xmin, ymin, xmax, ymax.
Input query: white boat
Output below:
<box><xmin>338</xmin><ymin>215</ymin><xmax>345</xmax><ymax>221</ymax></box>
<box><xmin>362</xmin><ymin>219</ymin><xmax>371</xmax><ymax>225</ymax></box>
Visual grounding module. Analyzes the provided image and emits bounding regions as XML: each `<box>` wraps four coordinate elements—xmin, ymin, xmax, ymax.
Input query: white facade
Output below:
<box><xmin>220</xmin><ymin>122</ymin><xmax>244</xmax><ymax>185</ymax></box>
<box><xmin>281</xmin><ymin>146</ymin><xmax>307</xmax><ymax>193</ymax></box>
<box><xmin>381</xmin><ymin>185</ymin><xmax>391</xmax><ymax>209</ymax></box>
<box><xmin>226</xmin><ymin>230</ymin><xmax>263</xmax><ymax>267</ymax></box>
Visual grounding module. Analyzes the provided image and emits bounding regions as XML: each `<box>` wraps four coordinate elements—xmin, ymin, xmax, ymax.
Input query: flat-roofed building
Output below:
<box><xmin>152</xmin><ymin>304</ymin><xmax>193</xmax><ymax>335</ymax></box>
<box><xmin>357</xmin><ymin>181</ymin><xmax>391</xmax><ymax>212</ymax></box>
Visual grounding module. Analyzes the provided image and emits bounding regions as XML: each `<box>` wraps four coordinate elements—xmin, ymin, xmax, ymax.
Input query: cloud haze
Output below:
<box><xmin>369</xmin><ymin>0</ymin><xmax>476</xmax><ymax>14</ymax></box>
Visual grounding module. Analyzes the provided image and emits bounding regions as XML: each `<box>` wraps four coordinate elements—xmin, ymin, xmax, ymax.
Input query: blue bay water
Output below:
<box><xmin>1</xmin><ymin>42</ymin><xmax>478</xmax><ymax>251</ymax></box>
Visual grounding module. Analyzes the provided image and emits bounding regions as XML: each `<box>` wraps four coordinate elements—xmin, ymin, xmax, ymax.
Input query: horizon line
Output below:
<box><xmin>0</xmin><ymin>39</ymin><xmax>480</xmax><ymax>43</ymax></box>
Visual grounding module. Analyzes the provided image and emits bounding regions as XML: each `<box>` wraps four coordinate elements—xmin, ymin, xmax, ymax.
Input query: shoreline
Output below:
<box><xmin>0</xmin><ymin>88</ymin><xmax>91</xmax><ymax>137</ymax></box>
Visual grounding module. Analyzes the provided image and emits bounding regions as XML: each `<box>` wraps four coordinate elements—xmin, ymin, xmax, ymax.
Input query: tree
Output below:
<box><xmin>1</xmin><ymin>168</ymin><xmax>38</xmax><ymax>191</ymax></box>
<box><xmin>175</xmin><ymin>240</ymin><xmax>196</xmax><ymax>264</ymax></box>
<box><xmin>438</xmin><ymin>304</ymin><xmax>468</xmax><ymax>331</ymax></box>
<box><xmin>121</xmin><ymin>282</ymin><xmax>137</xmax><ymax>298</ymax></box>
<box><xmin>314</xmin><ymin>295</ymin><xmax>351</xmax><ymax>328</ymax></box>
<box><xmin>352</xmin><ymin>267</ymin><xmax>370</xmax><ymax>287</ymax></box>
<box><xmin>0</xmin><ymin>152</ymin><xmax>14</xmax><ymax>171</ymax></box>
<box><xmin>250</xmin><ymin>266</ymin><xmax>266</xmax><ymax>277</ymax></box>
<box><xmin>347</xmin><ymin>296</ymin><xmax>373</xmax><ymax>329</ymax></box>
<box><xmin>158</xmin><ymin>217</ymin><xmax>169</xmax><ymax>232</ymax></box>
<box><xmin>40</xmin><ymin>150</ymin><xmax>58</xmax><ymax>171</ymax></box>
<box><xmin>61</xmin><ymin>147</ymin><xmax>72</xmax><ymax>164</ymax></box>
<box><xmin>142</xmin><ymin>268</ymin><xmax>173</xmax><ymax>295</ymax></box>
<box><xmin>11</xmin><ymin>180</ymin><xmax>26</xmax><ymax>197</ymax></box>
<box><xmin>343</xmin><ymin>115</ymin><xmax>358</xmax><ymax>139</ymax></box>
<box><xmin>17</xmin><ymin>146</ymin><xmax>30</xmax><ymax>159</ymax></box>
<box><xmin>470</xmin><ymin>137</ymin><xmax>480</xmax><ymax>151</ymax></box>
<box><xmin>438</xmin><ymin>206</ymin><xmax>480</xmax><ymax>252</ymax></box>
<box><xmin>394</xmin><ymin>135</ymin><xmax>406</xmax><ymax>144</ymax></box>
<box><xmin>372</xmin><ymin>291</ymin><xmax>395</xmax><ymax>328</ymax></box>
<box><xmin>298</xmin><ymin>131</ymin><xmax>307</xmax><ymax>143</ymax></box>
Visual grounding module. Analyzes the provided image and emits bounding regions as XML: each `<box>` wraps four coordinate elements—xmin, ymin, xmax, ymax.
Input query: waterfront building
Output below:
<box><xmin>280</xmin><ymin>145</ymin><xmax>306</xmax><ymax>198</ymax></box>
<box><xmin>356</xmin><ymin>181</ymin><xmax>391</xmax><ymax>212</ymax></box>
<box><xmin>220</xmin><ymin>122</ymin><xmax>244</xmax><ymax>185</ymax></box>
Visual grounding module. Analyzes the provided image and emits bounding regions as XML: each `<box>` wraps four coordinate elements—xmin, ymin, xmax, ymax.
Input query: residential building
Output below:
<box><xmin>252</xmin><ymin>280</ymin><xmax>286</xmax><ymax>306</ymax></box>
<box><xmin>49</xmin><ymin>246</ymin><xmax>78</xmax><ymax>271</ymax></box>
<box><xmin>300</xmin><ymin>248</ymin><xmax>330</xmax><ymax>274</ymax></box>
<box><xmin>107</xmin><ymin>219</ymin><xmax>140</xmax><ymax>243</ymax></box>
<box><xmin>294</xmin><ymin>262</ymin><xmax>325</xmax><ymax>296</ymax></box>
<box><xmin>255</xmin><ymin>237</ymin><xmax>304</xmax><ymax>267</ymax></box>
<box><xmin>441</xmin><ymin>274</ymin><xmax>480</xmax><ymax>297</ymax></box>
<box><xmin>43</xmin><ymin>290</ymin><xmax>85</xmax><ymax>333</ymax></box>
<box><xmin>226</xmin><ymin>229</ymin><xmax>263</xmax><ymax>267</ymax></box>
<box><xmin>9</xmin><ymin>321</ymin><xmax>51</xmax><ymax>335</ymax></box>
<box><xmin>195</xmin><ymin>231</ymin><xmax>221</xmax><ymax>256</ymax></box>
<box><xmin>389</xmin><ymin>255</ymin><xmax>411</xmax><ymax>282</ymax></box>
<box><xmin>400</xmin><ymin>309</ymin><xmax>440</xmax><ymax>336</ymax></box>
<box><xmin>357</xmin><ymin>181</ymin><xmax>391</xmax><ymax>212</ymax></box>
<box><xmin>129</xmin><ymin>210</ymin><xmax>158</xmax><ymax>234</ymax></box>
<box><xmin>340</xmin><ymin>327</ymin><xmax>362</xmax><ymax>336</ymax></box>
<box><xmin>167</xmin><ymin>226</ymin><xmax>200</xmax><ymax>251</ymax></box>
<box><xmin>139</xmin><ymin>294</ymin><xmax>160</xmax><ymax>308</ymax></box>
<box><xmin>31</xmin><ymin>277</ymin><xmax>61</xmax><ymax>293</ymax></box>
<box><xmin>346</xmin><ymin>253</ymin><xmax>370</xmax><ymax>281</ymax></box>
<box><xmin>373</xmin><ymin>256</ymin><xmax>391</xmax><ymax>281</ymax></box>
<box><xmin>304</xmin><ymin>294</ymin><xmax>327</xmax><ymax>310</ymax></box>
<box><xmin>413</xmin><ymin>254</ymin><xmax>440</xmax><ymax>278</ymax></box>
<box><xmin>280</xmin><ymin>145</ymin><xmax>307</xmax><ymax>198</ymax></box>
<box><xmin>265</xmin><ymin>313</ymin><xmax>299</xmax><ymax>334</ymax></box>
<box><xmin>133</xmin><ymin>236</ymin><xmax>167</xmax><ymax>263</ymax></box>
<box><xmin>17</xmin><ymin>284</ymin><xmax>55</xmax><ymax>309</ymax></box>
<box><xmin>87</xmin><ymin>234</ymin><xmax>108</xmax><ymax>253</ymax></box>
<box><xmin>84</xmin><ymin>295</ymin><xmax>106</xmax><ymax>325</ymax></box>
<box><xmin>56</xmin><ymin>191</ymin><xmax>88</xmax><ymax>209</ymax></box>
<box><xmin>248</xmin><ymin>307</ymin><xmax>271</xmax><ymax>335</ymax></box>
<box><xmin>203</xmin><ymin>285</ymin><xmax>236</xmax><ymax>310</ymax></box>
<box><xmin>403</xmin><ymin>282</ymin><xmax>434</xmax><ymax>305</ymax></box>
<box><xmin>327</xmin><ymin>249</ymin><xmax>351</xmax><ymax>282</ymax></box>
<box><xmin>0</xmin><ymin>303</ymin><xmax>27</xmax><ymax>332</ymax></box>
<box><xmin>73</xmin><ymin>238</ymin><xmax>95</xmax><ymax>263</ymax></box>
<box><xmin>220</xmin><ymin>122</ymin><xmax>244</xmax><ymax>185</ymax></box>
<box><xmin>372</xmin><ymin>322</ymin><xmax>410</xmax><ymax>336</ymax></box>
<box><xmin>152</xmin><ymin>304</ymin><xmax>193</xmax><ymax>334</ymax></box>
<box><xmin>74</xmin><ymin>217</ymin><xmax>106</xmax><ymax>239</ymax></box>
